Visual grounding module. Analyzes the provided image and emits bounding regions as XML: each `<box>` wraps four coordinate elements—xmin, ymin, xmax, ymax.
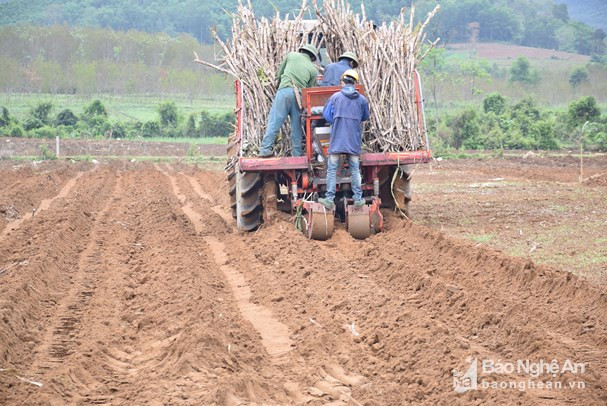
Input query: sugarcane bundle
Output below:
<box><xmin>313</xmin><ymin>0</ymin><xmax>439</xmax><ymax>152</ymax></box>
<box><xmin>196</xmin><ymin>0</ymin><xmax>439</xmax><ymax>156</ymax></box>
<box><xmin>195</xmin><ymin>0</ymin><xmax>322</xmax><ymax>157</ymax></box>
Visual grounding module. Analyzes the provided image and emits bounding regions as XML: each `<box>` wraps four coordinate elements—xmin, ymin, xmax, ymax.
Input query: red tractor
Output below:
<box><xmin>227</xmin><ymin>71</ymin><xmax>431</xmax><ymax>240</ymax></box>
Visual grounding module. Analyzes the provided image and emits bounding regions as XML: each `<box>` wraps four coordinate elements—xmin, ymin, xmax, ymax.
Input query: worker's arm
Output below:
<box><xmin>307</xmin><ymin>69</ymin><xmax>319</xmax><ymax>88</ymax></box>
<box><xmin>323</xmin><ymin>98</ymin><xmax>335</xmax><ymax>124</ymax></box>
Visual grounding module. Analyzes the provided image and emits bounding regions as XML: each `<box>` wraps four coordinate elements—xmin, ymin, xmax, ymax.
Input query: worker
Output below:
<box><xmin>320</xmin><ymin>52</ymin><xmax>359</xmax><ymax>87</ymax></box>
<box><xmin>258</xmin><ymin>44</ymin><xmax>320</xmax><ymax>157</ymax></box>
<box><xmin>318</xmin><ymin>69</ymin><xmax>370</xmax><ymax>210</ymax></box>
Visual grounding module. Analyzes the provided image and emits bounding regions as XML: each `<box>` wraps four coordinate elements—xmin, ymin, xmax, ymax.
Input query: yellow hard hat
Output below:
<box><xmin>341</xmin><ymin>69</ymin><xmax>359</xmax><ymax>84</ymax></box>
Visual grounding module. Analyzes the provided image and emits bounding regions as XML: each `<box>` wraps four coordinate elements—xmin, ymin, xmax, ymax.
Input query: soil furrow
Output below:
<box><xmin>0</xmin><ymin>166</ymin><xmax>119</xmax><ymax>404</ymax></box>
<box><xmin>0</xmin><ymin>170</ymin><xmax>84</xmax><ymax>240</ymax></box>
<box><xmin>1</xmin><ymin>158</ymin><xmax>605</xmax><ymax>405</ymax></box>
<box><xmin>20</xmin><ymin>173</ymin><xmax>124</xmax><ymax>403</ymax></box>
<box><xmin>221</xmin><ymin>214</ymin><xmax>607</xmax><ymax>404</ymax></box>
<box><xmin>0</xmin><ymin>162</ymin><xmax>87</xmax><ymax>232</ymax></box>
<box><xmin>149</xmin><ymin>164</ymin><xmax>298</xmax><ymax>403</ymax></box>
<box><xmin>204</xmin><ymin>235</ymin><xmax>293</xmax><ymax>360</ymax></box>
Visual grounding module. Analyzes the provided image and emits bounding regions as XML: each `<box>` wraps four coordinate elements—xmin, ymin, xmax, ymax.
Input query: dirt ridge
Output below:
<box><xmin>0</xmin><ymin>161</ymin><xmax>605</xmax><ymax>405</ymax></box>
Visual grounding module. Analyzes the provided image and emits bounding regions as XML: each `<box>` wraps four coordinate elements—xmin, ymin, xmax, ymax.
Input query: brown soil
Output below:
<box><xmin>0</xmin><ymin>161</ymin><xmax>87</xmax><ymax>231</ymax></box>
<box><xmin>448</xmin><ymin>43</ymin><xmax>590</xmax><ymax>62</ymax></box>
<box><xmin>0</xmin><ymin>158</ymin><xmax>605</xmax><ymax>405</ymax></box>
<box><xmin>415</xmin><ymin>155</ymin><xmax>607</xmax><ymax>281</ymax></box>
<box><xmin>0</xmin><ymin>137</ymin><xmax>225</xmax><ymax>158</ymax></box>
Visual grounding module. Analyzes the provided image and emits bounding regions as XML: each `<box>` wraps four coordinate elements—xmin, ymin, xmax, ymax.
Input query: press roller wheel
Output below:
<box><xmin>308</xmin><ymin>209</ymin><xmax>334</xmax><ymax>240</ymax></box>
<box><xmin>348</xmin><ymin>212</ymin><xmax>371</xmax><ymax>240</ymax></box>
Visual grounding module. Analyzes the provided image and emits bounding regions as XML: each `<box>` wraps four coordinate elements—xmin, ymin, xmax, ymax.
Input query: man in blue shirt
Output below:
<box><xmin>318</xmin><ymin>69</ymin><xmax>370</xmax><ymax>209</ymax></box>
<box><xmin>320</xmin><ymin>52</ymin><xmax>359</xmax><ymax>87</ymax></box>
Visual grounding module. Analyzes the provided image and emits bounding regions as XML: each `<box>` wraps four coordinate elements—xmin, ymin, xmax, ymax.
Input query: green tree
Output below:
<box><xmin>420</xmin><ymin>47</ymin><xmax>448</xmax><ymax>136</ymax></box>
<box><xmin>568</xmin><ymin>96</ymin><xmax>601</xmax><ymax>127</ymax></box>
<box><xmin>449</xmin><ymin>109</ymin><xmax>480</xmax><ymax>149</ymax></box>
<box><xmin>478</xmin><ymin>5</ymin><xmax>522</xmax><ymax>42</ymax></box>
<box><xmin>522</xmin><ymin>16</ymin><xmax>560</xmax><ymax>49</ymax></box>
<box><xmin>533</xmin><ymin>120</ymin><xmax>559</xmax><ymax>150</ymax></box>
<box><xmin>509</xmin><ymin>56</ymin><xmax>540</xmax><ymax>85</ymax></box>
<box><xmin>185</xmin><ymin>113</ymin><xmax>197</xmax><ymax>137</ymax></box>
<box><xmin>30</xmin><ymin>101</ymin><xmax>54</xmax><ymax>125</ymax></box>
<box><xmin>142</xmin><ymin>121</ymin><xmax>161</xmax><ymax>137</ymax></box>
<box><xmin>591</xmin><ymin>29</ymin><xmax>607</xmax><ymax>55</ymax></box>
<box><xmin>510</xmin><ymin>97</ymin><xmax>540</xmax><ymax>141</ymax></box>
<box><xmin>157</xmin><ymin>101</ymin><xmax>179</xmax><ymax>127</ymax></box>
<box><xmin>0</xmin><ymin>106</ymin><xmax>11</xmax><ymax>127</ymax></box>
<box><xmin>483</xmin><ymin>93</ymin><xmax>507</xmax><ymax>115</ymax></box>
<box><xmin>23</xmin><ymin>117</ymin><xmax>44</xmax><ymax>131</ymax></box>
<box><xmin>569</xmin><ymin>67</ymin><xmax>588</xmax><ymax>87</ymax></box>
<box><xmin>31</xmin><ymin>57</ymin><xmax>66</xmax><ymax>93</ymax></box>
<box><xmin>0</xmin><ymin>56</ymin><xmax>24</xmax><ymax>92</ymax></box>
<box><xmin>552</xmin><ymin>4</ymin><xmax>569</xmax><ymax>22</ymax></box>
<box><xmin>84</xmin><ymin>99</ymin><xmax>108</xmax><ymax>118</ymax></box>
<box><xmin>82</xmin><ymin>99</ymin><xmax>109</xmax><ymax>134</ymax></box>
<box><xmin>460</xmin><ymin>58</ymin><xmax>491</xmax><ymax>101</ymax></box>
<box><xmin>56</xmin><ymin>109</ymin><xmax>79</xmax><ymax>126</ymax></box>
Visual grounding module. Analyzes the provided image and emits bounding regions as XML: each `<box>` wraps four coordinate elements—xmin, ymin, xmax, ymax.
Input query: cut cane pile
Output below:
<box><xmin>197</xmin><ymin>0</ymin><xmax>439</xmax><ymax>157</ymax></box>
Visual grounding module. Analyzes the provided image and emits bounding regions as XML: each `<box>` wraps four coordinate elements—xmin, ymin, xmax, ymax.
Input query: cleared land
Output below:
<box><xmin>0</xmin><ymin>153</ymin><xmax>605</xmax><ymax>404</ymax></box>
<box><xmin>447</xmin><ymin>43</ymin><xmax>591</xmax><ymax>63</ymax></box>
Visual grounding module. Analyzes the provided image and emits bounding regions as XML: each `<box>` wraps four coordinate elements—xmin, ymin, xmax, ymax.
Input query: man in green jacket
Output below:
<box><xmin>259</xmin><ymin>44</ymin><xmax>319</xmax><ymax>157</ymax></box>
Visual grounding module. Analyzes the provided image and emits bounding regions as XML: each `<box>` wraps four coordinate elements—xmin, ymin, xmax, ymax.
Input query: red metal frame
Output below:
<box><xmin>239</xmin><ymin>151</ymin><xmax>431</xmax><ymax>172</ymax></box>
<box><xmin>234</xmin><ymin>80</ymin><xmax>243</xmax><ymax>153</ymax></box>
<box><xmin>232</xmin><ymin>73</ymin><xmax>431</xmax><ymax>235</ymax></box>
<box><xmin>237</xmin><ymin>78</ymin><xmax>431</xmax><ymax>172</ymax></box>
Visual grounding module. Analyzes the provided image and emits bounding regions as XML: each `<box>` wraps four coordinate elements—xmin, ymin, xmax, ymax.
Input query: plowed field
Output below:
<box><xmin>1</xmin><ymin>156</ymin><xmax>606</xmax><ymax>405</ymax></box>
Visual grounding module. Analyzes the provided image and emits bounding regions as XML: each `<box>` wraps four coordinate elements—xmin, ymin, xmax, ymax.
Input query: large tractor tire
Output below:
<box><xmin>236</xmin><ymin>169</ymin><xmax>263</xmax><ymax>231</ymax></box>
<box><xmin>228</xmin><ymin>169</ymin><xmax>237</xmax><ymax>218</ymax></box>
<box><xmin>227</xmin><ymin>134</ymin><xmax>239</xmax><ymax>219</ymax></box>
<box><xmin>379</xmin><ymin>166</ymin><xmax>412</xmax><ymax>218</ymax></box>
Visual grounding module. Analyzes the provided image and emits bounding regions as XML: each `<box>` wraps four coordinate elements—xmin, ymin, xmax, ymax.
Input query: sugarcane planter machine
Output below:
<box><xmin>227</xmin><ymin>72</ymin><xmax>431</xmax><ymax>240</ymax></box>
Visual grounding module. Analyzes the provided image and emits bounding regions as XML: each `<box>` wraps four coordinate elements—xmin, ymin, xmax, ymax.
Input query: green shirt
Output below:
<box><xmin>276</xmin><ymin>52</ymin><xmax>319</xmax><ymax>90</ymax></box>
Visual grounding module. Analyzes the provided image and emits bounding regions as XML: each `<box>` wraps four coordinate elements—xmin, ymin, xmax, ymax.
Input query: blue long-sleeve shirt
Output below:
<box><xmin>322</xmin><ymin>85</ymin><xmax>370</xmax><ymax>155</ymax></box>
<box><xmin>320</xmin><ymin>59</ymin><xmax>351</xmax><ymax>87</ymax></box>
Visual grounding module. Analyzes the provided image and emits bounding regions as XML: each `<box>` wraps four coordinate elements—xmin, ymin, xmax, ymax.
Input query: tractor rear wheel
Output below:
<box><xmin>227</xmin><ymin>133</ymin><xmax>239</xmax><ymax>219</ymax></box>
<box><xmin>236</xmin><ymin>169</ymin><xmax>263</xmax><ymax>231</ymax></box>
<box><xmin>228</xmin><ymin>169</ymin><xmax>237</xmax><ymax>218</ymax></box>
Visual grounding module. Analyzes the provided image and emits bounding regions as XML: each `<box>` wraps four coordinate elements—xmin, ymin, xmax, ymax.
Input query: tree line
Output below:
<box><xmin>0</xmin><ymin>99</ymin><xmax>234</xmax><ymax>140</ymax></box>
<box><xmin>414</xmin><ymin>0</ymin><xmax>605</xmax><ymax>56</ymax></box>
<box><xmin>1</xmin><ymin>95</ymin><xmax>604</xmax><ymax>152</ymax></box>
<box><xmin>0</xmin><ymin>25</ymin><xmax>229</xmax><ymax>96</ymax></box>
<box><xmin>0</xmin><ymin>0</ymin><xmax>605</xmax><ymax>56</ymax></box>
<box><xmin>434</xmin><ymin>95</ymin><xmax>606</xmax><ymax>152</ymax></box>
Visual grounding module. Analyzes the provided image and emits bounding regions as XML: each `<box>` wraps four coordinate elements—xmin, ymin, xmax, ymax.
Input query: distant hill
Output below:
<box><xmin>0</xmin><ymin>0</ymin><xmax>604</xmax><ymax>56</ymax></box>
<box><xmin>557</xmin><ymin>0</ymin><xmax>607</xmax><ymax>31</ymax></box>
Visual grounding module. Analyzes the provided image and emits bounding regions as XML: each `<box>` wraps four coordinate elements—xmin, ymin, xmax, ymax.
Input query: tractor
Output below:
<box><xmin>227</xmin><ymin>71</ymin><xmax>431</xmax><ymax>240</ymax></box>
